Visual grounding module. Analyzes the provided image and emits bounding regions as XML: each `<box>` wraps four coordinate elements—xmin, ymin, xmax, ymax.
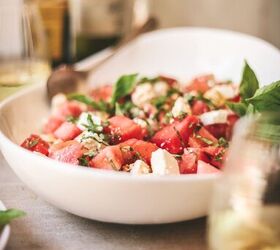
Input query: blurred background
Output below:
<box><xmin>1</xmin><ymin>0</ymin><xmax>280</xmax><ymax>66</ymax></box>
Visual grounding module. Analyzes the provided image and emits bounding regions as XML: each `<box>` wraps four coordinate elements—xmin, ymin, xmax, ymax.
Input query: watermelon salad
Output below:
<box><xmin>20</xmin><ymin>62</ymin><xmax>279</xmax><ymax>175</ymax></box>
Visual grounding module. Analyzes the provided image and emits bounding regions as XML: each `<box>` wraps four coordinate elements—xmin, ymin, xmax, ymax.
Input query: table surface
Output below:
<box><xmin>0</xmin><ymin>152</ymin><xmax>207</xmax><ymax>250</ymax></box>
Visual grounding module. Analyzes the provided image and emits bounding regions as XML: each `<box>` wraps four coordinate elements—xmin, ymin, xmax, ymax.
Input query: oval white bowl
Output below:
<box><xmin>0</xmin><ymin>28</ymin><xmax>280</xmax><ymax>224</ymax></box>
<box><xmin>0</xmin><ymin>201</ymin><xmax>11</xmax><ymax>250</ymax></box>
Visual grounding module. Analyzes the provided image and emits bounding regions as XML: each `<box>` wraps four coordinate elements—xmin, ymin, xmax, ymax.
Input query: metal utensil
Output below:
<box><xmin>46</xmin><ymin>17</ymin><xmax>158</xmax><ymax>101</ymax></box>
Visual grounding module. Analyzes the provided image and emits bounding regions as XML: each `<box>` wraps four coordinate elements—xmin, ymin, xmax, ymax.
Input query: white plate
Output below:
<box><xmin>0</xmin><ymin>201</ymin><xmax>10</xmax><ymax>250</ymax></box>
<box><xmin>0</xmin><ymin>28</ymin><xmax>280</xmax><ymax>224</ymax></box>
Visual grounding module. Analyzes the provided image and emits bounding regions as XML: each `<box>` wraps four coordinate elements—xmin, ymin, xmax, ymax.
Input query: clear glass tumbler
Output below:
<box><xmin>208</xmin><ymin>114</ymin><xmax>280</xmax><ymax>250</ymax></box>
<box><xmin>0</xmin><ymin>0</ymin><xmax>51</xmax><ymax>101</ymax></box>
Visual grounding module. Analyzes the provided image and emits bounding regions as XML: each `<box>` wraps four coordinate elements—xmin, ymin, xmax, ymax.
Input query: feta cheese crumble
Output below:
<box><xmin>171</xmin><ymin>97</ymin><xmax>192</xmax><ymax>118</ymax></box>
<box><xmin>151</xmin><ymin>149</ymin><xmax>180</xmax><ymax>175</ymax></box>
<box><xmin>200</xmin><ymin>110</ymin><xmax>229</xmax><ymax>125</ymax></box>
<box><xmin>204</xmin><ymin>84</ymin><xmax>237</xmax><ymax>107</ymax></box>
<box><xmin>130</xmin><ymin>160</ymin><xmax>151</xmax><ymax>175</ymax></box>
<box><xmin>131</xmin><ymin>81</ymin><xmax>169</xmax><ymax>107</ymax></box>
<box><xmin>76</xmin><ymin>112</ymin><xmax>102</xmax><ymax>131</ymax></box>
<box><xmin>75</xmin><ymin>130</ymin><xmax>105</xmax><ymax>151</ymax></box>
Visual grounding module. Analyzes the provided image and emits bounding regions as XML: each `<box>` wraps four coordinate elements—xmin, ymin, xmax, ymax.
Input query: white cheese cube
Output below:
<box><xmin>213</xmin><ymin>84</ymin><xmax>237</xmax><ymax>99</ymax></box>
<box><xmin>153</xmin><ymin>81</ymin><xmax>169</xmax><ymax>96</ymax></box>
<box><xmin>131</xmin><ymin>83</ymin><xmax>156</xmax><ymax>107</ymax></box>
<box><xmin>133</xmin><ymin>118</ymin><xmax>147</xmax><ymax>128</ymax></box>
<box><xmin>130</xmin><ymin>160</ymin><xmax>151</xmax><ymax>175</ymax></box>
<box><xmin>76</xmin><ymin>112</ymin><xmax>102</xmax><ymax>131</ymax></box>
<box><xmin>204</xmin><ymin>84</ymin><xmax>237</xmax><ymax>107</ymax></box>
<box><xmin>151</xmin><ymin>149</ymin><xmax>180</xmax><ymax>175</ymax></box>
<box><xmin>200</xmin><ymin>110</ymin><xmax>229</xmax><ymax>125</ymax></box>
<box><xmin>171</xmin><ymin>97</ymin><xmax>192</xmax><ymax>117</ymax></box>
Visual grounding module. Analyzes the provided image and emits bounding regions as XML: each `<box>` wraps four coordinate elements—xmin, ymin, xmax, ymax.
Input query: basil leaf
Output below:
<box><xmin>0</xmin><ymin>209</ymin><xmax>25</xmax><ymax>225</ymax></box>
<box><xmin>246</xmin><ymin>81</ymin><xmax>280</xmax><ymax>112</ymax></box>
<box><xmin>67</xmin><ymin>94</ymin><xmax>109</xmax><ymax>112</ymax></box>
<box><xmin>67</xmin><ymin>94</ymin><xmax>110</xmax><ymax>112</ymax></box>
<box><xmin>226</xmin><ymin>102</ymin><xmax>247</xmax><ymax>116</ymax></box>
<box><xmin>239</xmin><ymin>61</ymin><xmax>259</xmax><ymax>100</ymax></box>
<box><xmin>111</xmin><ymin>74</ymin><xmax>138</xmax><ymax>104</ymax></box>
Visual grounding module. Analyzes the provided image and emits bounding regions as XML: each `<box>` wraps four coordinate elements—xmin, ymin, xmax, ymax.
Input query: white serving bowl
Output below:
<box><xmin>0</xmin><ymin>201</ymin><xmax>10</xmax><ymax>250</ymax></box>
<box><xmin>0</xmin><ymin>28</ymin><xmax>280</xmax><ymax>224</ymax></box>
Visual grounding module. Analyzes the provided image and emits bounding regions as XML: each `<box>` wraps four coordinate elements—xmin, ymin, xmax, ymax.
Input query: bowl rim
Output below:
<box><xmin>134</xmin><ymin>26</ymin><xmax>280</xmax><ymax>54</ymax></box>
<box><xmin>3</xmin><ymin>26</ymin><xmax>280</xmax><ymax>182</ymax></box>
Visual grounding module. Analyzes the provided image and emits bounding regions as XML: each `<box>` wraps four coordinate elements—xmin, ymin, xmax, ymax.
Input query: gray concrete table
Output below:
<box><xmin>0</xmin><ymin>152</ymin><xmax>207</xmax><ymax>250</ymax></box>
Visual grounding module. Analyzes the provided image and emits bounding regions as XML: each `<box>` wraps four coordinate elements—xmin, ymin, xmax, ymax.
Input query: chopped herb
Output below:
<box><xmin>152</xmin><ymin>96</ymin><xmax>167</xmax><ymax>109</ymax></box>
<box><xmin>135</xmin><ymin>151</ymin><xmax>144</xmax><ymax>161</ymax></box>
<box><xmin>84</xmin><ymin>151</ymin><xmax>97</xmax><ymax>158</ymax></box>
<box><xmin>173</xmin><ymin>126</ymin><xmax>185</xmax><ymax>148</ymax></box>
<box><xmin>142</xmin><ymin>119</ymin><xmax>155</xmax><ymax>137</ymax></box>
<box><xmin>162</xmin><ymin>112</ymin><xmax>173</xmax><ymax>124</ymax></box>
<box><xmin>184</xmin><ymin>93</ymin><xmax>196</xmax><ymax>104</ymax></box>
<box><xmin>176</xmin><ymin>112</ymin><xmax>188</xmax><ymax>121</ymax></box>
<box><xmin>78</xmin><ymin>155</ymin><xmax>89</xmax><ymax>166</ymax></box>
<box><xmin>214</xmin><ymin>150</ymin><xmax>225</xmax><ymax>162</ymax></box>
<box><xmin>193</xmin><ymin>123</ymin><xmax>202</xmax><ymax>132</ymax></box>
<box><xmin>167</xmin><ymin>87</ymin><xmax>182</xmax><ymax>97</ymax></box>
<box><xmin>84</xmin><ymin>114</ymin><xmax>103</xmax><ymax>133</ymax></box>
<box><xmin>114</xmin><ymin>101</ymin><xmax>135</xmax><ymax>117</ymax></box>
<box><xmin>107</xmin><ymin>158</ymin><xmax>119</xmax><ymax>171</ymax></box>
<box><xmin>218</xmin><ymin>137</ymin><xmax>229</xmax><ymax>148</ymax></box>
<box><xmin>195</xmin><ymin>134</ymin><xmax>214</xmax><ymax>145</ymax></box>
<box><xmin>66</xmin><ymin>115</ymin><xmax>78</xmax><ymax>124</ymax></box>
<box><xmin>28</xmin><ymin>138</ymin><xmax>39</xmax><ymax>148</ymax></box>
<box><xmin>120</xmin><ymin>145</ymin><xmax>133</xmax><ymax>152</ymax></box>
<box><xmin>172</xmin><ymin>154</ymin><xmax>183</xmax><ymax>159</ymax></box>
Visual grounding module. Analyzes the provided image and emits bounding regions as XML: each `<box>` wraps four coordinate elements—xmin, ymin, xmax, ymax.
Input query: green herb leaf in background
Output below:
<box><xmin>226</xmin><ymin>102</ymin><xmax>247</xmax><ymax>116</ymax></box>
<box><xmin>0</xmin><ymin>209</ymin><xmax>25</xmax><ymax>226</ymax></box>
<box><xmin>239</xmin><ymin>61</ymin><xmax>259</xmax><ymax>100</ymax></box>
<box><xmin>151</xmin><ymin>96</ymin><xmax>167</xmax><ymax>109</ymax></box>
<box><xmin>111</xmin><ymin>74</ymin><xmax>138</xmax><ymax>104</ymax></box>
<box><xmin>114</xmin><ymin>101</ymin><xmax>135</xmax><ymax>116</ymax></box>
<box><xmin>246</xmin><ymin>81</ymin><xmax>280</xmax><ymax>112</ymax></box>
<box><xmin>67</xmin><ymin>94</ymin><xmax>110</xmax><ymax>113</ymax></box>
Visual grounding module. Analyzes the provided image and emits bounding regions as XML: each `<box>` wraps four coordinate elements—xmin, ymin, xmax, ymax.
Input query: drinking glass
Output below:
<box><xmin>0</xmin><ymin>0</ymin><xmax>51</xmax><ymax>101</ymax></box>
<box><xmin>208</xmin><ymin>113</ymin><xmax>280</xmax><ymax>250</ymax></box>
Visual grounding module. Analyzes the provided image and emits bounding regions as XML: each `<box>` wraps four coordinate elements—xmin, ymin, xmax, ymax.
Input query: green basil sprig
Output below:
<box><xmin>227</xmin><ymin>61</ymin><xmax>280</xmax><ymax>116</ymax></box>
